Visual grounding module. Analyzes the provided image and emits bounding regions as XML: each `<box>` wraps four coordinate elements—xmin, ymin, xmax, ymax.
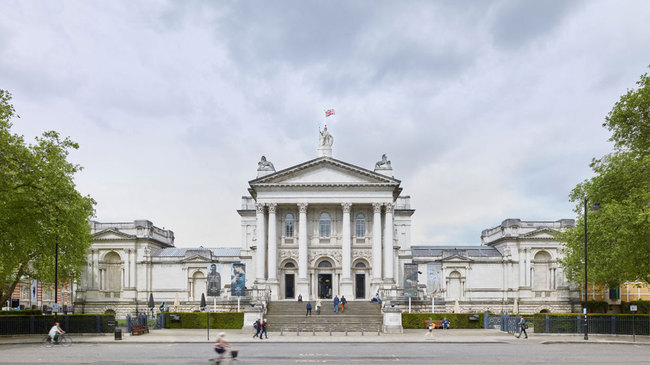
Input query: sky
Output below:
<box><xmin>1</xmin><ymin>1</ymin><xmax>649</xmax><ymax>248</ymax></box>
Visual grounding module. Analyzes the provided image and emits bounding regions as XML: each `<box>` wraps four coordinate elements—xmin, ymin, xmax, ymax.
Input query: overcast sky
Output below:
<box><xmin>1</xmin><ymin>1</ymin><xmax>649</xmax><ymax>248</ymax></box>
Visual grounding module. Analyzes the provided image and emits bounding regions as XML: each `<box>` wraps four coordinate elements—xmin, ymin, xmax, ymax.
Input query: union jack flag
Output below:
<box><xmin>325</xmin><ymin>109</ymin><xmax>335</xmax><ymax>117</ymax></box>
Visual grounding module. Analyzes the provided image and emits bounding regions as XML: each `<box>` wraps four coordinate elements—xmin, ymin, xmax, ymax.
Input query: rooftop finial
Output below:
<box><xmin>318</xmin><ymin>125</ymin><xmax>333</xmax><ymax>157</ymax></box>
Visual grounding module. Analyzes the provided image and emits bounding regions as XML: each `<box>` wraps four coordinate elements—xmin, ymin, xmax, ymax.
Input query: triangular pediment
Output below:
<box><xmin>180</xmin><ymin>255</ymin><xmax>212</xmax><ymax>263</ymax></box>
<box><xmin>250</xmin><ymin>157</ymin><xmax>400</xmax><ymax>186</ymax></box>
<box><xmin>93</xmin><ymin>229</ymin><xmax>135</xmax><ymax>240</ymax></box>
<box><xmin>521</xmin><ymin>228</ymin><xmax>558</xmax><ymax>239</ymax></box>
<box><xmin>441</xmin><ymin>254</ymin><xmax>473</xmax><ymax>262</ymax></box>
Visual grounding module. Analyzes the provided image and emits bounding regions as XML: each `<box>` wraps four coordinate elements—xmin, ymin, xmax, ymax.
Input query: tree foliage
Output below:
<box><xmin>0</xmin><ymin>90</ymin><xmax>95</xmax><ymax>306</ymax></box>
<box><xmin>560</xmin><ymin>72</ymin><xmax>650</xmax><ymax>287</ymax></box>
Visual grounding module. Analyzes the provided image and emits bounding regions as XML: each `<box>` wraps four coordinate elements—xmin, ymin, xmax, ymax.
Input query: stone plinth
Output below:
<box><xmin>382</xmin><ymin>306</ymin><xmax>403</xmax><ymax>333</ymax></box>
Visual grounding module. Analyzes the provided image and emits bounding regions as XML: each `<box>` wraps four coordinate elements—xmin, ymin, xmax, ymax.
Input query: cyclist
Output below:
<box><xmin>48</xmin><ymin>322</ymin><xmax>65</xmax><ymax>344</ymax></box>
<box><xmin>213</xmin><ymin>332</ymin><xmax>230</xmax><ymax>364</ymax></box>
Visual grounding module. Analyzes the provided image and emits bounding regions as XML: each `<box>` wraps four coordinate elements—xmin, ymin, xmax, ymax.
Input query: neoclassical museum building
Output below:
<box><xmin>73</xmin><ymin>128</ymin><xmax>582</xmax><ymax>316</ymax></box>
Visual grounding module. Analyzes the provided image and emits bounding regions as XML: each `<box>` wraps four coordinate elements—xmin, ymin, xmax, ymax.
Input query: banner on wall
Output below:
<box><xmin>426</xmin><ymin>262</ymin><xmax>442</xmax><ymax>295</ymax></box>
<box><xmin>231</xmin><ymin>263</ymin><xmax>246</xmax><ymax>297</ymax></box>
<box><xmin>207</xmin><ymin>263</ymin><xmax>221</xmax><ymax>297</ymax></box>
<box><xmin>30</xmin><ymin>279</ymin><xmax>38</xmax><ymax>303</ymax></box>
<box><xmin>403</xmin><ymin>263</ymin><xmax>419</xmax><ymax>297</ymax></box>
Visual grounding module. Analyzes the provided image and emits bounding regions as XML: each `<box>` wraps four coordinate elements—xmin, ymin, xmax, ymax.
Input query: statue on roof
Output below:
<box><xmin>257</xmin><ymin>156</ymin><xmax>275</xmax><ymax>171</ymax></box>
<box><xmin>319</xmin><ymin>126</ymin><xmax>334</xmax><ymax>147</ymax></box>
<box><xmin>375</xmin><ymin>154</ymin><xmax>392</xmax><ymax>169</ymax></box>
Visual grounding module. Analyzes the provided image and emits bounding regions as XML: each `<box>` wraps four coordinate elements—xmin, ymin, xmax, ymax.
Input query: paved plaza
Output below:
<box><xmin>1</xmin><ymin>329</ymin><xmax>648</xmax><ymax>364</ymax></box>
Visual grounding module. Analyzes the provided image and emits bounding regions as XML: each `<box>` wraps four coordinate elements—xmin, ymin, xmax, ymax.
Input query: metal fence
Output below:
<box><xmin>533</xmin><ymin>315</ymin><xmax>650</xmax><ymax>336</ymax></box>
<box><xmin>0</xmin><ymin>315</ymin><xmax>115</xmax><ymax>335</ymax></box>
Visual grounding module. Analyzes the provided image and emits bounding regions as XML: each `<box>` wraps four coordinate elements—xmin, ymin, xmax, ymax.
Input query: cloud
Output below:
<box><xmin>1</xmin><ymin>0</ymin><xmax>649</xmax><ymax>247</ymax></box>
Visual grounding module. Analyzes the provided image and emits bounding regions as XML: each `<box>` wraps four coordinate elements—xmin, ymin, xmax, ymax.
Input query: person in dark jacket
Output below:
<box><xmin>253</xmin><ymin>318</ymin><xmax>261</xmax><ymax>338</ymax></box>
<box><xmin>306</xmin><ymin>301</ymin><xmax>312</xmax><ymax>317</ymax></box>
<box><xmin>333</xmin><ymin>295</ymin><xmax>340</xmax><ymax>313</ymax></box>
<box><xmin>340</xmin><ymin>296</ymin><xmax>347</xmax><ymax>312</ymax></box>
<box><xmin>516</xmin><ymin>317</ymin><xmax>528</xmax><ymax>339</ymax></box>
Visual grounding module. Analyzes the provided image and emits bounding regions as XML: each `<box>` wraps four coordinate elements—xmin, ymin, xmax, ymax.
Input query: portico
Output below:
<box><xmin>239</xmin><ymin>129</ymin><xmax>414</xmax><ymax>301</ymax></box>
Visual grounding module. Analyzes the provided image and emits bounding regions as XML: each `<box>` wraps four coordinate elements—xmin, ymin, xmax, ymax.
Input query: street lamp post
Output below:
<box><xmin>583</xmin><ymin>198</ymin><xmax>600</xmax><ymax>341</ymax></box>
<box><xmin>54</xmin><ymin>240</ymin><xmax>58</xmax><ymax>321</ymax></box>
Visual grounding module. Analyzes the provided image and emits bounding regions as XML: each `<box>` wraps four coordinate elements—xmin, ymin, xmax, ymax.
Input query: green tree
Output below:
<box><xmin>0</xmin><ymin>90</ymin><xmax>95</xmax><ymax>306</ymax></box>
<box><xmin>560</xmin><ymin>72</ymin><xmax>650</xmax><ymax>287</ymax></box>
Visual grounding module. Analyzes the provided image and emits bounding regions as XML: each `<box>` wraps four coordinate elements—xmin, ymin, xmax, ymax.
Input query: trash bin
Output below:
<box><xmin>114</xmin><ymin>328</ymin><xmax>122</xmax><ymax>340</ymax></box>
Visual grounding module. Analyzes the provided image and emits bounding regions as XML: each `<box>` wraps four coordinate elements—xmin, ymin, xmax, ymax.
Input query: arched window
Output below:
<box><xmin>104</xmin><ymin>252</ymin><xmax>122</xmax><ymax>291</ymax></box>
<box><xmin>319</xmin><ymin>212</ymin><xmax>331</xmax><ymax>238</ymax></box>
<box><xmin>533</xmin><ymin>251</ymin><xmax>552</xmax><ymax>291</ymax></box>
<box><xmin>285</xmin><ymin>213</ymin><xmax>294</xmax><ymax>237</ymax></box>
<box><xmin>355</xmin><ymin>213</ymin><xmax>366</xmax><ymax>237</ymax></box>
<box><xmin>284</xmin><ymin>261</ymin><xmax>296</xmax><ymax>268</ymax></box>
<box><xmin>318</xmin><ymin>260</ymin><xmax>333</xmax><ymax>268</ymax></box>
<box><xmin>354</xmin><ymin>261</ymin><xmax>366</xmax><ymax>268</ymax></box>
<box><xmin>447</xmin><ymin>271</ymin><xmax>461</xmax><ymax>300</ymax></box>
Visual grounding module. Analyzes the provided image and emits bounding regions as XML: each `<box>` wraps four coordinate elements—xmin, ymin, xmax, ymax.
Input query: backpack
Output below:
<box><xmin>254</xmin><ymin>321</ymin><xmax>259</xmax><ymax>329</ymax></box>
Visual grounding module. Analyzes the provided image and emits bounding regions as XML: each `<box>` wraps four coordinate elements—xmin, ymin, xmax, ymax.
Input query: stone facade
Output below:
<box><xmin>74</xmin><ymin>129</ymin><xmax>585</xmax><ymax>316</ymax></box>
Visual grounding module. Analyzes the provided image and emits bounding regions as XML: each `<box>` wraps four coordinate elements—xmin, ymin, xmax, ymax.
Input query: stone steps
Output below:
<box><xmin>265</xmin><ymin>301</ymin><xmax>383</xmax><ymax>331</ymax></box>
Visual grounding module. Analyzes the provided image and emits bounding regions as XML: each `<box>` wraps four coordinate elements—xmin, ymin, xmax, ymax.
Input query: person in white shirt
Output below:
<box><xmin>48</xmin><ymin>322</ymin><xmax>64</xmax><ymax>344</ymax></box>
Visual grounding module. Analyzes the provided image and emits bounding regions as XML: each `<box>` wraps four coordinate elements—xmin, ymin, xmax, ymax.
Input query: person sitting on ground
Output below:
<box><xmin>297</xmin><ymin>294</ymin><xmax>303</xmax><ymax>303</ymax></box>
<box><xmin>442</xmin><ymin>317</ymin><xmax>450</xmax><ymax>329</ymax></box>
<box><xmin>48</xmin><ymin>322</ymin><xmax>65</xmax><ymax>344</ymax></box>
<box><xmin>371</xmin><ymin>292</ymin><xmax>382</xmax><ymax>305</ymax></box>
<box><xmin>214</xmin><ymin>332</ymin><xmax>230</xmax><ymax>363</ymax></box>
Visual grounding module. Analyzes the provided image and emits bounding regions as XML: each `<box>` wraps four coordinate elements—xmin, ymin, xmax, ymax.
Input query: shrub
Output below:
<box><xmin>164</xmin><ymin>312</ymin><xmax>243</xmax><ymax>329</ymax></box>
<box><xmin>586</xmin><ymin>301</ymin><xmax>609</xmax><ymax>313</ymax></box>
<box><xmin>0</xmin><ymin>309</ymin><xmax>42</xmax><ymax>316</ymax></box>
<box><xmin>620</xmin><ymin>300</ymin><xmax>650</xmax><ymax>314</ymax></box>
<box><xmin>401</xmin><ymin>313</ymin><xmax>483</xmax><ymax>329</ymax></box>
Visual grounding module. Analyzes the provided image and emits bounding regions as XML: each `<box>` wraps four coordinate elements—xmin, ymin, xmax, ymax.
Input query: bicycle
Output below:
<box><xmin>209</xmin><ymin>348</ymin><xmax>238</xmax><ymax>364</ymax></box>
<box><xmin>41</xmin><ymin>333</ymin><xmax>72</xmax><ymax>347</ymax></box>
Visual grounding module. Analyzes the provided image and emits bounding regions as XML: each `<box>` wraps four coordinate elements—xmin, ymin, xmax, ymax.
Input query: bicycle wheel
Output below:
<box><xmin>41</xmin><ymin>335</ymin><xmax>53</xmax><ymax>348</ymax></box>
<box><xmin>59</xmin><ymin>335</ymin><xmax>72</xmax><ymax>347</ymax></box>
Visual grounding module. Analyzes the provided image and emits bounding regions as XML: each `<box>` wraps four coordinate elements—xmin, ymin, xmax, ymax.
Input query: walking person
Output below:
<box><xmin>260</xmin><ymin>318</ymin><xmax>268</xmax><ymax>339</ymax></box>
<box><xmin>253</xmin><ymin>318</ymin><xmax>261</xmax><ymax>338</ymax></box>
<box><xmin>306</xmin><ymin>301</ymin><xmax>312</xmax><ymax>317</ymax></box>
<box><xmin>340</xmin><ymin>296</ymin><xmax>347</xmax><ymax>312</ymax></box>
<box><xmin>333</xmin><ymin>295</ymin><xmax>340</xmax><ymax>313</ymax></box>
<box><xmin>516</xmin><ymin>317</ymin><xmax>528</xmax><ymax>339</ymax></box>
<box><xmin>316</xmin><ymin>299</ymin><xmax>322</xmax><ymax>315</ymax></box>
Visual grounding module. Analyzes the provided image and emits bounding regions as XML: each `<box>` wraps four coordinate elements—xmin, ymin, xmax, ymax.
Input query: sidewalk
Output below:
<box><xmin>2</xmin><ymin>329</ymin><xmax>649</xmax><ymax>345</ymax></box>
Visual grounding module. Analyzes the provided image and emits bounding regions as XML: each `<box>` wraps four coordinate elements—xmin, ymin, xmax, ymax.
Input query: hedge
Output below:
<box><xmin>0</xmin><ymin>309</ymin><xmax>42</xmax><ymax>316</ymax></box>
<box><xmin>164</xmin><ymin>312</ymin><xmax>243</xmax><ymax>329</ymax></box>
<box><xmin>402</xmin><ymin>313</ymin><xmax>483</xmax><ymax>329</ymax></box>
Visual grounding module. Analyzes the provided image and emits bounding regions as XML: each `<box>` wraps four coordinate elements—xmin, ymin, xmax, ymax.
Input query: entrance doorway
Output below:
<box><xmin>355</xmin><ymin>273</ymin><xmax>366</xmax><ymax>299</ymax></box>
<box><xmin>318</xmin><ymin>274</ymin><xmax>332</xmax><ymax>299</ymax></box>
<box><xmin>285</xmin><ymin>274</ymin><xmax>295</xmax><ymax>299</ymax></box>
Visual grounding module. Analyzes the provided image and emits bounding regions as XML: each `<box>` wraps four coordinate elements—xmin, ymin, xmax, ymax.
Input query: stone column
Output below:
<box><xmin>383</xmin><ymin>203</ymin><xmax>394</xmax><ymax>282</ymax></box>
<box><xmin>255</xmin><ymin>203</ymin><xmax>266</xmax><ymax>284</ymax></box>
<box><xmin>340</xmin><ymin>203</ymin><xmax>353</xmax><ymax>297</ymax></box>
<box><xmin>93</xmin><ymin>250</ymin><xmax>99</xmax><ymax>289</ymax></box>
<box><xmin>267</xmin><ymin>203</ymin><xmax>279</xmax><ymax>299</ymax></box>
<box><xmin>371</xmin><ymin>203</ymin><xmax>383</xmax><ymax>292</ymax></box>
<box><xmin>297</xmin><ymin>203</ymin><xmax>309</xmax><ymax>299</ymax></box>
